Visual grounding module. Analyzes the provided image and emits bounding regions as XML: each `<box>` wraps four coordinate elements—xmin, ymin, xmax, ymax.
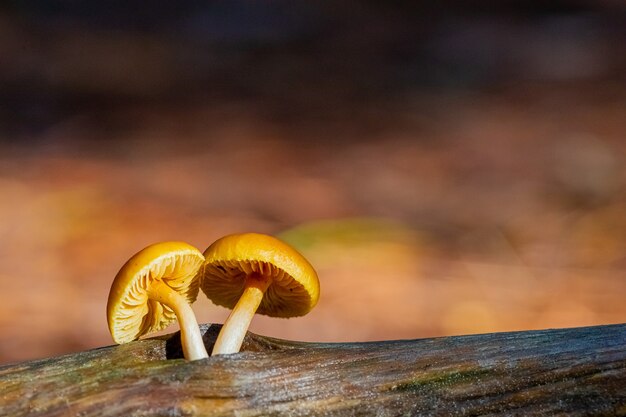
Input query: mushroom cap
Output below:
<box><xmin>201</xmin><ymin>233</ymin><xmax>320</xmax><ymax>318</ymax></box>
<box><xmin>107</xmin><ymin>241</ymin><xmax>205</xmax><ymax>344</ymax></box>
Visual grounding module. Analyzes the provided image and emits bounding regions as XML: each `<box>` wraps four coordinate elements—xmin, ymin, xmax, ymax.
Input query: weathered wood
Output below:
<box><xmin>1</xmin><ymin>323</ymin><xmax>625</xmax><ymax>416</ymax></box>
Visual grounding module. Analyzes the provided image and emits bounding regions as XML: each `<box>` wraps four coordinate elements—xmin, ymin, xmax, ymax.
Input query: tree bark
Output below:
<box><xmin>1</xmin><ymin>323</ymin><xmax>625</xmax><ymax>416</ymax></box>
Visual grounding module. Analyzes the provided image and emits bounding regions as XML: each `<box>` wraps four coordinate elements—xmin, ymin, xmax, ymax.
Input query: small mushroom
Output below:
<box><xmin>201</xmin><ymin>233</ymin><xmax>320</xmax><ymax>355</ymax></box>
<box><xmin>107</xmin><ymin>241</ymin><xmax>208</xmax><ymax>360</ymax></box>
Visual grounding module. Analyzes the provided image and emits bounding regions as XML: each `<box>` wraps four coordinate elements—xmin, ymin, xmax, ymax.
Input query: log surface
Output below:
<box><xmin>1</xmin><ymin>323</ymin><xmax>625</xmax><ymax>416</ymax></box>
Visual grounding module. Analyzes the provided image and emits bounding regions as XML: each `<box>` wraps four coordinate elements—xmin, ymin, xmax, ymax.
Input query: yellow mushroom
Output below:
<box><xmin>201</xmin><ymin>233</ymin><xmax>320</xmax><ymax>355</ymax></box>
<box><xmin>107</xmin><ymin>241</ymin><xmax>208</xmax><ymax>360</ymax></box>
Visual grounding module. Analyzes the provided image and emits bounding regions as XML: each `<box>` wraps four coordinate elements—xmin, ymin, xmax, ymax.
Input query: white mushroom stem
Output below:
<box><xmin>212</xmin><ymin>273</ymin><xmax>272</xmax><ymax>355</ymax></box>
<box><xmin>147</xmin><ymin>280</ymin><xmax>208</xmax><ymax>361</ymax></box>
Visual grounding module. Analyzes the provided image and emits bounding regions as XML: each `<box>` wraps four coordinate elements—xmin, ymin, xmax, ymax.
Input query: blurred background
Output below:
<box><xmin>0</xmin><ymin>1</ymin><xmax>625</xmax><ymax>364</ymax></box>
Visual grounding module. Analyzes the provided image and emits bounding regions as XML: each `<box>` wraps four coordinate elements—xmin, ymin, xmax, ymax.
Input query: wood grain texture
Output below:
<box><xmin>1</xmin><ymin>323</ymin><xmax>625</xmax><ymax>416</ymax></box>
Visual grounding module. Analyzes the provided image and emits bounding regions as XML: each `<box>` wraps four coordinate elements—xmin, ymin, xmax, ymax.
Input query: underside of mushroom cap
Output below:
<box><xmin>107</xmin><ymin>242</ymin><xmax>205</xmax><ymax>344</ymax></box>
<box><xmin>201</xmin><ymin>233</ymin><xmax>320</xmax><ymax>318</ymax></box>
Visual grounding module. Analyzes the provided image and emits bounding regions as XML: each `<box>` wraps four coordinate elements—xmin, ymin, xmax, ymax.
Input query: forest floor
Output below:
<box><xmin>1</xmin><ymin>83</ymin><xmax>625</xmax><ymax>363</ymax></box>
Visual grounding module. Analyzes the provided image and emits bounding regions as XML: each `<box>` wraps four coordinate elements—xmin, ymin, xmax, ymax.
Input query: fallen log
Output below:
<box><xmin>1</xmin><ymin>323</ymin><xmax>625</xmax><ymax>416</ymax></box>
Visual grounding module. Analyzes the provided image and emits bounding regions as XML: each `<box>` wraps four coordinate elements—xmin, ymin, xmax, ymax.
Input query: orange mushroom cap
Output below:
<box><xmin>201</xmin><ymin>233</ymin><xmax>320</xmax><ymax>318</ymax></box>
<box><xmin>107</xmin><ymin>241</ymin><xmax>205</xmax><ymax>344</ymax></box>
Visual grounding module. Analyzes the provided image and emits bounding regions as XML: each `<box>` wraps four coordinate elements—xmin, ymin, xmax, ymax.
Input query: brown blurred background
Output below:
<box><xmin>1</xmin><ymin>1</ymin><xmax>625</xmax><ymax>364</ymax></box>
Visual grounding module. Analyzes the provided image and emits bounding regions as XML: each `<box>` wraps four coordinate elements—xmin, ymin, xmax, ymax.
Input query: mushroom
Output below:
<box><xmin>107</xmin><ymin>241</ymin><xmax>208</xmax><ymax>360</ymax></box>
<box><xmin>201</xmin><ymin>233</ymin><xmax>320</xmax><ymax>355</ymax></box>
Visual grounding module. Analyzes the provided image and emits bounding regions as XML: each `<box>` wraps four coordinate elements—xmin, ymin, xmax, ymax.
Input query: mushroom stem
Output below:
<box><xmin>212</xmin><ymin>273</ymin><xmax>272</xmax><ymax>355</ymax></box>
<box><xmin>147</xmin><ymin>280</ymin><xmax>208</xmax><ymax>360</ymax></box>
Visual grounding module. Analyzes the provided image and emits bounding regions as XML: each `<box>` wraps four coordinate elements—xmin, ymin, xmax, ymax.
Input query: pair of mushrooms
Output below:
<box><xmin>106</xmin><ymin>233</ymin><xmax>319</xmax><ymax>360</ymax></box>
